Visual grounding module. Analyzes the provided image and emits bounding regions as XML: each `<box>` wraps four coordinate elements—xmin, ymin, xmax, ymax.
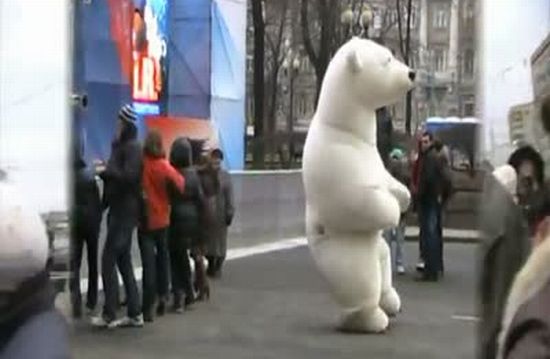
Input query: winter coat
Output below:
<box><xmin>169</xmin><ymin>138</ymin><xmax>205</xmax><ymax>241</ymax></box>
<box><xmin>72</xmin><ymin>154</ymin><xmax>102</xmax><ymax>238</ymax></box>
<box><xmin>141</xmin><ymin>155</ymin><xmax>184</xmax><ymax>231</ymax></box>
<box><xmin>478</xmin><ymin>173</ymin><xmax>530</xmax><ymax>359</ymax></box>
<box><xmin>417</xmin><ymin>146</ymin><xmax>444</xmax><ymax>205</ymax></box>
<box><xmin>0</xmin><ymin>271</ymin><xmax>70</xmax><ymax>358</ymax></box>
<box><xmin>100</xmin><ymin>124</ymin><xmax>143</xmax><ymax>223</ymax></box>
<box><xmin>200</xmin><ymin>168</ymin><xmax>234</xmax><ymax>258</ymax></box>
<box><xmin>496</xmin><ymin>231</ymin><xmax>550</xmax><ymax>359</ymax></box>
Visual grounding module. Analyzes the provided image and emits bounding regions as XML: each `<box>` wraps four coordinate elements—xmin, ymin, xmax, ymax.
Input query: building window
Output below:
<box><xmin>463</xmin><ymin>1</ymin><xmax>475</xmax><ymax>21</ymax></box>
<box><xmin>464</xmin><ymin>102</ymin><xmax>475</xmax><ymax>117</ymax></box>
<box><xmin>433</xmin><ymin>5</ymin><xmax>449</xmax><ymax>28</ymax></box>
<box><xmin>463</xmin><ymin>50</ymin><xmax>475</xmax><ymax>77</ymax></box>
<box><xmin>434</xmin><ymin>49</ymin><xmax>447</xmax><ymax>72</ymax></box>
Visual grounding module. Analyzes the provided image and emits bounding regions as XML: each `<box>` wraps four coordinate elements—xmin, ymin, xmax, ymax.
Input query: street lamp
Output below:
<box><xmin>359</xmin><ymin>6</ymin><xmax>373</xmax><ymax>38</ymax></box>
<box><xmin>341</xmin><ymin>4</ymin><xmax>372</xmax><ymax>39</ymax></box>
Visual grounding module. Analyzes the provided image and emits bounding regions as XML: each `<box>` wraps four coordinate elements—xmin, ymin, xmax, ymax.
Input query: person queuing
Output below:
<box><xmin>168</xmin><ymin>137</ymin><xmax>205</xmax><ymax>312</ymax></box>
<box><xmin>92</xmin><ymin>104</ymin><xmax>143</xmax><ymax>328</ymax></box>
<box><xmin>205</xmin><ymin>149</ymin><xmax>235</xmax><ymax>279</ymax></box>
<box><xmin>139</xmin><ymin>130</ymin><xmax>185</xmax><ymax>323</ymax></box>
<box><xmin>70</xmin><ymin>140</ymin><xmax>102</xmax><ymax>319</ymax></box>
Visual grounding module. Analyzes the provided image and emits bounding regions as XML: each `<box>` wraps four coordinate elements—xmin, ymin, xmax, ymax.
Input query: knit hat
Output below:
<box><xmin>390</xmin><ymin>148</ymin><xmax>404</xmax><ymax>160</ymax></box>
<box><xmin>118</xmin><ymin>104</ymin><xmax>138</xmax><ymax>124</ymax></box>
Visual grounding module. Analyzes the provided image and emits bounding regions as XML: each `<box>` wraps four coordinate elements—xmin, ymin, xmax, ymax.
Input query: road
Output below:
<box><xmin>69</xmin><ymin>242</ymin><xmax>479</xmax><ymax>359</ymax></box>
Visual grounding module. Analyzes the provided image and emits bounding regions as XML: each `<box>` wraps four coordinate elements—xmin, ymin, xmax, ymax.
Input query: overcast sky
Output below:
<box><xmin>0</xmin><ymin>0</ymin><xmax>70</xmax><ymax>213</ymax></box>
<box><xmin>479</xmin><ymin>0</ymin><xmax>550</xmax><ymax>164</ymax></box>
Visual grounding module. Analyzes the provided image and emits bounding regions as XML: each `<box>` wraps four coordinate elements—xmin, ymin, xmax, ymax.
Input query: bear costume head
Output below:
<box><xmin>315</xmin><ymin>37</ymin><xmax>415</xmax><ymax>139</ymax></box>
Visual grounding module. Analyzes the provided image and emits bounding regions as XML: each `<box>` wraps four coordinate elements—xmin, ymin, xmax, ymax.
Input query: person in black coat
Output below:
<box><xmin>69</xmin><ymin>141</ymin><xmax>102</xmax><ymax>318</ymax></box>
<box><xmin>417</xmin><ymin>131</ymin><xmax>445</xmax><ymax>281</ymax></box>
<box><xmin>168</xmin><ymin>137</ymin><xmax>205</xmax><ymax>312</ymax></box>
<box><xmin>92</xmin><ymin>104</ymin><xmax>143</xmax><ymax>328</ymax></box>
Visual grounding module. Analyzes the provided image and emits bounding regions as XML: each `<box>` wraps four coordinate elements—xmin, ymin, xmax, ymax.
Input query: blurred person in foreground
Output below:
<box><xmin>168</xmin><ymin>137</ymin><xmax>205</xmax><ymax>312</ymax></box>
<box><xmin>204</xmin><ymin>149</ymin><xmax>234</xmax><ymax>279</ymax></box>
<box><xmin>494</xmin><ymin>95</ymin><xmax>550</xmax><ymax>359</ymax></box>
<box><xmin>92</xmin><ymin>104</ymin><xmax>143</xmax><ymax>328</ymax></box>
<box><xmin>384</xmin><ymin>148</ymin><xmax>410</xmax><ymax>275</ymax></box>
<box><xmin>139</xmin><ymin>130</ymin><xmax>184</xmax><ymax>322</ymax></box>
<box><xmin>0</xmin><ymin>171</ymin><xmax>70</xmax><ymax>358</ymax></box>
<box><xmin>508</xmin><ymin>145</ymin><xmax>547</xmax><ymax>237</ymax></box>
<box><xmin>478</xmin><ymin>165</ymin><xmax>530</xmax><ymax>359</ymax></box>
<box><xmin>69</xmin><ymin>140</ymin><xmax>102</xmax><ymax>319</ymax></box>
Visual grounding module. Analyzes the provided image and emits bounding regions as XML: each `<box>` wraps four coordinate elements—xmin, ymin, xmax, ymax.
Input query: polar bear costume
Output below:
<box><xmin>302</xmin><ymin>38</ymin><xmax>414</xmax><ymax>333</ymax></box>
<box><xmin>0</xmin><ymin>171</ymin><xmax>49</xmax><ymax>292</ymax></box>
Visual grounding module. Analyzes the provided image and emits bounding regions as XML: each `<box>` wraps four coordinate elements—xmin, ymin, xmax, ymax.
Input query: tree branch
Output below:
<box><xmin>300</xmin><ymin>0</ymin><xmax>318</xmax><ymax>66</ymax></box>
<box><xmin>395</xmin><ymin>0</ymin><xmax>406</xmax><ymax>60</ymax></box>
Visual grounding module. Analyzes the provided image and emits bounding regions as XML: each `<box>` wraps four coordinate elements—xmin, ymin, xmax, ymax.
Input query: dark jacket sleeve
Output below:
<box><xmin>103</xmin><ymin>142</ymin><xmax>142</xmax><ymax>186</ymax></box>
<box><xmin>222</xmin><ymin>171</ymin><xmax>235</xmax><ymax>226</ymax></box>
<box><xmin>417</xmin><ymin>152</ymin><xmax>441</xmax><ymax>201</ymax></box>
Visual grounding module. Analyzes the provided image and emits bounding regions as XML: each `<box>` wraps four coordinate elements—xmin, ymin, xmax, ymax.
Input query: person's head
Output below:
<box><xmin>209</xmin><ymin>149</ymin><xmax>224</xmax><ymax>171</ymax></box>
<box><xmin>143</xmin><ymin>130</ymin><xmax>165</xmax><ymax>159</ymax></box>
<box><xmin>508</xmin><ymin>145</ymin><xmax>545</xmax><ymax>189</ymax></box>
<box><xmin>420</xmin><ymin>131</ymin><xmax>434</xmax><ymax>153</ymax></box>
<box><xmin>189</xmin><ymin>139</ymin><xmax>206</xmax><ymax>167</ymax></box>
<box><xmin>169</xmin><ymin>137</ymin><xmax>192</xmax><ymax>169</ymax></box>
<box><xmin>116</xmin><ymin>104</ymin><xmax>138</xmax><ymax>142</ymax></box>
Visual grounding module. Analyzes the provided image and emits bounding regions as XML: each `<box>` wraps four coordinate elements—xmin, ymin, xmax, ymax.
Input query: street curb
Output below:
<box><xmin>405</xmin><ymin>235</ymin><xmax>479</xmax><ymax>244</ymax></box>
<box><xmin>404</xmin><ymin>226</ymin><xmax>479</xmax><ymax>243</ymax></box>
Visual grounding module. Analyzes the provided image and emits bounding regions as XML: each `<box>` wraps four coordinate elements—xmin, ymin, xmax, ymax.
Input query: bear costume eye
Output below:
<box><xmin>385</xmin><ymin>57</ymin><xmax>392</xmax><ymax>66</ymax></box>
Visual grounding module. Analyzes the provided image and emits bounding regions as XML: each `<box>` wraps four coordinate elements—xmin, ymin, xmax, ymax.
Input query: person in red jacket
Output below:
<box><xmin>139</xmin><ymin>130</ymin><xmax>184</xmax><ymax>322</ymax></box>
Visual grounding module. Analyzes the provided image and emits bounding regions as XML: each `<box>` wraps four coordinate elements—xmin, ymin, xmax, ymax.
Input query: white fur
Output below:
<box><xmin>496</xmin><ymin>234</ymin><xmax>550</xmax><ymax>359</ymax></box>
<box><xmin>0</xmin><ymin>177</ymin><xmax>49</xmax><ymax>291</ymax></box>
<box><xmin>303</xmin><ymin>38</ymin><xmax>413</xmax><ymax>333</ymax></box>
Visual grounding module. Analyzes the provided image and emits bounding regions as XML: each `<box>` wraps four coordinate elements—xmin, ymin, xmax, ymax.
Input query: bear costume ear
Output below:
<box><xmin>346</xmin><ymin>47</ymin><xmax>363</xmax><ymax>73</ymax></box>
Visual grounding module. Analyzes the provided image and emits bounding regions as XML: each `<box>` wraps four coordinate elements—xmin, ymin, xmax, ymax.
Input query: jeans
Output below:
<box><xmin>69</xmin><ymin>221</ymin><xmax>99</xmax><ymax>313</ymax></box>
<box><xmin>138</xmin><ymin>228</ymin><xmax>170</xmax><ymax>315</ymax></box>
<box><xmin>169</xmin><ymin>229</ymin><xmax>194</xmax><ymax>305</ymax></box>
<box><xmin>101</xmin><ymin>213</ymin><xmax>140</xmax><ymax>321</ymax></box>
<box><xmin>384</xmin><ymin>218</ymin><xmax>406</xmax><ymax>271</ymax></box>
<box><xmin>419</xmin><ymin>201</ymin><xmax>443</xmax><ymax>277</ymax></box>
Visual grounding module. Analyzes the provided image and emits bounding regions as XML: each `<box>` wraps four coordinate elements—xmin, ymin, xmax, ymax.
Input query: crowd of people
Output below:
<box><xmin>70</xmin><ymin>104</ymin><xmax>234</xmax><ymax>328</ymax></box>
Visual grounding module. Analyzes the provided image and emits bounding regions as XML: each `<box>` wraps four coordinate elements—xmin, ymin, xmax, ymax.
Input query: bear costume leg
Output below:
<box><xmin>378</xmin><ymin>236</ymin><xmax>402</xmax><ymax>316</ymax></box>
<box><xmin>307</xmin><ymin>233</ymin><xmax>390</xmax><ymax>333</ymax></box>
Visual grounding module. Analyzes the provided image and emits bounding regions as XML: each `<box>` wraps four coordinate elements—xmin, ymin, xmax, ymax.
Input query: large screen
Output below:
<box><xmin>132</xmin><ymin>0</ymin><xmax>168</xmax><ymax>115</ymax></box>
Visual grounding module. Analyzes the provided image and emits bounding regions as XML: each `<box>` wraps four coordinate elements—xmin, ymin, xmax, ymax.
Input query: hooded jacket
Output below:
<box><xmin>100</xmin><ymin>121</ymin><xmax>143</xmax><ymax>222</ymax></box>
<box><xmin>72</xmin><ymin>145</ymin><xmax>102</xmax><ymax>236</ymax></box>
<box><xmin>142</xmin><ymin>153</ymin><xmax>184</xmax><ymax>231</ymax></box>
<box><xmin>169</xmin><ymin>138</ymin><xmax>205</xmax><ymax>238</ymax></box>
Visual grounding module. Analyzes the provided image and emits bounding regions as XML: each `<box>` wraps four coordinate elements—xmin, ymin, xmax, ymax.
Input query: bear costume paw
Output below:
<box><xmin>339</xmin><ymin>306</ymin><xmax>389</xmax><ymax>333</ymax></box>
<box><xmin>380</xmin><ymin>287</ymin><xmax>402</xmax><ymax>317</ymax></box>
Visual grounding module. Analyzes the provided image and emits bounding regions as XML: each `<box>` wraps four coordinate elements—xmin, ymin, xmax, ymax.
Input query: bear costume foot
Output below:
<box><xmin>339</xmin><ymin>306</ymin><xmax>389</xmax><ymax>333</ymax></box>
<box><xmin>380</xmin><ymin>287</ymin><xmax>401</xmax><ymax>317</ymax></box>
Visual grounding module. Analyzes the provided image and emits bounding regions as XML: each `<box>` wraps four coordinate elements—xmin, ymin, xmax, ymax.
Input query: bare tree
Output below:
<box><xmin>251</xmin><ymin>0</ymin><xmax>266</xmax><ymax>168</ymax></box>
<box><xmin>264</xmin><ymin>0</ymin><xmax>290</xmax><ymax>167</ymax></box>
<box><xmin>300</xmin><ymin>0</ymin><xmax>345</xmax><ymax>104</ymax></box>
<box><xmin>395</xmin><ymin>0</ymin><xmax>414</xmax><ymax>135</ymax></box>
